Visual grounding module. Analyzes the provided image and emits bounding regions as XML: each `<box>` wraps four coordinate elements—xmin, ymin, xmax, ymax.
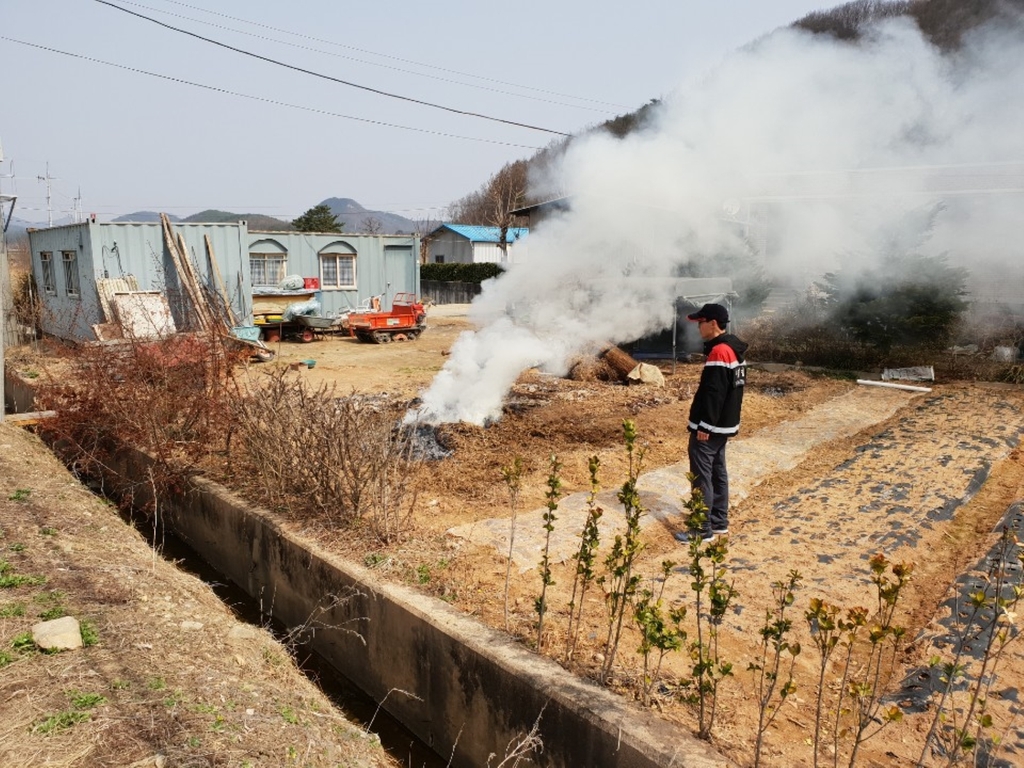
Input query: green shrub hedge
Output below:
<box><xmin>421</xmin><ymin>263</ymin><xmax>504</xmax><ymax>284</ymax></box>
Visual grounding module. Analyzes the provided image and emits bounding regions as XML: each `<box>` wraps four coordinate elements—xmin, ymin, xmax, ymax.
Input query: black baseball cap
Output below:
<box><xmin>687</xmin><ymin>303</ymin><xmax>729</xmax><ymax>326</ymax></box>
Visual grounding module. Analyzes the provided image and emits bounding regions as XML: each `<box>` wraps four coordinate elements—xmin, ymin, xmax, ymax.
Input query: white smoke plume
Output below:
<box><xmin>413</xmin><ymin>13</ymin><xmax>1024</xmax><ymax>426</ymax></box>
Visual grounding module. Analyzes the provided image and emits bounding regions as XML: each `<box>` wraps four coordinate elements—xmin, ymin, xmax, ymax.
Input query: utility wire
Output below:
<box><xmin>0</xmin><ymin>36</ymin><xmax>545</xmax><ymax>150</ymax></box>
<box><xmin>95</xmin><ymin>0</ymin><xmax>571</xmax><ymax>136</ymax></box>
<box><xmin>116</xmin><ymin>0</ymin><xmax>617</xmax><ymax>113</ymax></box>
<box><xmin>142</xmin><ymin>0</ymin><xmax>628</xmax><ymax>110</ymax></box>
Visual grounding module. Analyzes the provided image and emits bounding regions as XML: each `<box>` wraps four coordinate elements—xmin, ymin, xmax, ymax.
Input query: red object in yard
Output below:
<box><xmin>347</xmin><ymin>292</ymin><xmax>427</xmax><ymax>344</ymax></box>
<box><xmin>303</xmin><ymin>277</ymin><xmax>320</xmax><ymax>290</ymax></box>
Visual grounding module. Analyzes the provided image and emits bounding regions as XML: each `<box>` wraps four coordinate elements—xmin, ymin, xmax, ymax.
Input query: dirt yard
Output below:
<box><xmin>257</xmin><ymin>306</ymin><xmax>1024</xmax><ymax>768</ymax></box>
<box><xmin>6</xmin><ymin>304</ymin><xmax>1024</xmax><ymax>768</ymax></box>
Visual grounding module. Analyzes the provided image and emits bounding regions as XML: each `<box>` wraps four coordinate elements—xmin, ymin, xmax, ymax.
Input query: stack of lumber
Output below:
<box><xmin>159</xmin><ymin>214</ymin><xmax>237</xmax><ymax>332</ymax></box>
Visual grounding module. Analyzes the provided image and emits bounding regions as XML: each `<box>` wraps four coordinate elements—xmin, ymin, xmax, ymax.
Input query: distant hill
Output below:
<box><xmin>319</xmin><ymin>198</ymin><xmax>417</xmax><ymax>235</ymax></box>
<box><xmin>112</xmin><ymin>210</ymin><xmax>290</xmax><ymax>231</ymax></box>
<box><xmin>181</xmin><ymin>210</ymin><xmax>292</xmax><ymax>232</ymax></box>
<box><xmin>109</xmin><ymin>199</ymin><xmax>418</xmax><ymax>234</ymax></box>
<box><xmin>111</xmin><ymin>211</ymin><xmax>181</xmax><ymax>224</ymax></box>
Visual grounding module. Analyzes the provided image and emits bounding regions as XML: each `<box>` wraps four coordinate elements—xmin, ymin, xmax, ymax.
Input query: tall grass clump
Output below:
<box><xmin>228</xmin><ymin>368</ymin><xmax>417</xmax><ymax>542</ymax></box>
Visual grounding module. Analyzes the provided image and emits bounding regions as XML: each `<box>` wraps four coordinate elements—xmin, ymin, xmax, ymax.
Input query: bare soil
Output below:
<box><xmin>259</xmin><ymin>308</ymin><xmax>1024</xmax><ymax>768</ymax></box>
<box><xmin>6</xmin><ymin>305</ymin><xmax>1024</xmax><ymax>768</ymax></box>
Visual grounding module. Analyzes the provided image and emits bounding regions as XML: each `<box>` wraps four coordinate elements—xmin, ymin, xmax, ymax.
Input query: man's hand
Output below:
<box><xmin>697</xmin><ymin>430</ymin><xmax>710</xmax><ymax>442</ymax></box>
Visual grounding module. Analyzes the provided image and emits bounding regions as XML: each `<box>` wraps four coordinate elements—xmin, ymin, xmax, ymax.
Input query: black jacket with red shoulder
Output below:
<box><xmin>687</xmin><ymin>333</ymin><xmax>748</xmax><ymax>437</ymax></box>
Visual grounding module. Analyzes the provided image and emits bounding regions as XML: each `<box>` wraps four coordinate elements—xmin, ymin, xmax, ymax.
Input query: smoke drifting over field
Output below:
<box><xmin>413</xmin><ymin>13</ymin><xmax>1024</xmax><ymax>426</ymax></box>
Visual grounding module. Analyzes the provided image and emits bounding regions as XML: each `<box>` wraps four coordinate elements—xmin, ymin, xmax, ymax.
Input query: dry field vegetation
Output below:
<box><xmin>5</xmin><ymin>306</ymin><xmax>1024</xmax><ymax>768</ymax></box>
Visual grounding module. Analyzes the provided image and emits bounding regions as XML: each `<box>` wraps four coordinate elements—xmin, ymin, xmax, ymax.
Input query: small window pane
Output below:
<box><xmin>250</xmin><ymin>253</ymin><xmax>286</xmax><ymax>286</ymax></box>
<box><xmin>62</xmin><ymin>250</ymin><xmax>80</xmax><ymax>297</ymax></box>
<box><xmin>319</xmin><ymin>253</ymin><xmax>356</xmax><ymax>289</ymax></box>
<box><xmin>40</xmin><ymin>252</ymin><xmax>56</xmax><ymax>294</ymax></box>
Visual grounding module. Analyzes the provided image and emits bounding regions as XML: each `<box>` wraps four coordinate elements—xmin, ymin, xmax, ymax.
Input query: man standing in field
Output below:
<box><xmin>676</xmin><ymin>303</ymin><xmax>747</xmax><ymax>543</ymax></box>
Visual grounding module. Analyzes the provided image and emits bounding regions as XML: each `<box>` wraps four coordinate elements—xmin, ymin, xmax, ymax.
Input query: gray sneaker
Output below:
<box><xmin>674</xmin><ymin>529</ymin><xmax>714</xmax><ymax>543</ymax></box>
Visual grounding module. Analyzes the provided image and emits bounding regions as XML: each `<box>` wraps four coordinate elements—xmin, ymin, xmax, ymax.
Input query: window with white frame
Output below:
<box><xmin>40</xmin><ymin>251</ymin><xmax>56</xmax><ymax>294</ymax></box>
<box><xmin>320</xmin><ymin>251</ymin><xmax>356</xmax><ymax>289</ymax></box>
<box><xmin>61</xmin><ymin>250</ymin><xmax>80</xmax><ymax>297</ymax></box>
<box><xmin>250</xmin><ymin>253</ymin><xmax>287</xmax><ymax>287</ymax></box>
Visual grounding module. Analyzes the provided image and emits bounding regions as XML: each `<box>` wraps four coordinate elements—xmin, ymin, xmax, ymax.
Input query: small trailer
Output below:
<box><xmin>347</xmin><ymin>293</ymin><xmax>427</xmax><ymax>344</ymax></box>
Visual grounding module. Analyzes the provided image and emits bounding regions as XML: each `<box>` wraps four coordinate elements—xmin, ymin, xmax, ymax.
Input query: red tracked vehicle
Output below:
<box><xmin>346</xmin><ymin>293</ymin><xmax>427</xmax><ymax>344</ymax></box>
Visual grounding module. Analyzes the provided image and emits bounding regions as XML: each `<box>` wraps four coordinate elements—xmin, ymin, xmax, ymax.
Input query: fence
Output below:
<box><xmin>420</xmin><ymin>280</ymin><xmax>481</xmax><ymax>305</ymax></box>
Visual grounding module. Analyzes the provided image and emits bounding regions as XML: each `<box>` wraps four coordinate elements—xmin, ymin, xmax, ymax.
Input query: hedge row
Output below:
<box><xmin>420</xmin><ymin>262</ymin><xmax>505</xmax><ymax>284</ymax></box>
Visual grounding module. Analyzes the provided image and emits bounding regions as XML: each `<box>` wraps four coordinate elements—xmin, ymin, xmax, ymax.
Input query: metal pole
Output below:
<box><xmin>671</xmin><ymin>299</ymin><xmax>677</xmax><ymax>375</ymax></box>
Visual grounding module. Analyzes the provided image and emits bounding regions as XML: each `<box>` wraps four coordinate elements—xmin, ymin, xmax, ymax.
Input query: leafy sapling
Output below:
<box><xmin>501</xmin><ymin>456</ymin><xmax>524</xmax><ymax>633</ymax></box>
<box><xmin>535</xmin><ymin>455</ymin><xmax>561</xmax><ymax>650</ymax></box>
<box><xmin>805</xmin><ymin>597</ymin><xmax>842</xmax><ymax>768</ymax></box>
<box><xmin>750</xmin><ymin>571</ymin><xmax>802</xmax><ymax>768</ymax></box>
<box><xmin>680</xmin><ymin>477</ymin><xmax>736</xmax><ymax>741</ymax></box>
<box><xmin>633</xmin><ymin>560</ymin><xmax>686</xmax><ymax>706</ymax></box>
<box><xmin>565</xmin><ymin>455</ymin><xmax>602</xmax><ymax>667</ymax></box>
<box><xmin>599</xmin><ymin>420</ymin><xmax>647</xmax><ymax>683</ymax></box>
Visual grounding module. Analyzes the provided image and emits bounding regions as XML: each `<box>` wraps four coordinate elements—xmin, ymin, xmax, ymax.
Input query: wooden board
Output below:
<box><xmin>112</xmin><ymin>292</ymin><xmax>177</xmax><ymax>339</ymax></box>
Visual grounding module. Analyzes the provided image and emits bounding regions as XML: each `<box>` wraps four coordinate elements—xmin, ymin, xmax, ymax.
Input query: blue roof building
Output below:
<box><xmin>424</xmin><ymin>224</ymin><xmax>529</xmax><ymax>265</ymax></box>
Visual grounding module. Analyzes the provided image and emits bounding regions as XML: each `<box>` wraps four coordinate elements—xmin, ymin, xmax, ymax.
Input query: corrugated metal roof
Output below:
<box><xmin>436</xmin><ymin>224</ymin><xmax>529</xmax><ymax>243</ymax></box>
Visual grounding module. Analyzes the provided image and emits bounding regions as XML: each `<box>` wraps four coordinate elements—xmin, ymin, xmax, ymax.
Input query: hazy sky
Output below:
<box><xmin>0</xmin><ymin>0</ymin><xmax>843</xmax><ymax>223</ymax></box>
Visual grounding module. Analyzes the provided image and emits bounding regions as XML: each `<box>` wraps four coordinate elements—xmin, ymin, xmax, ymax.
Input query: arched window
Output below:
<box><xmin>319</xmin><ymin>241</ymin><xmax>357</xmax><ymax>289</ymax></box>
<box><xmin>249</xmin><ymin>239</ymin><xmax>288</xmax><ymax>287</ymax></box>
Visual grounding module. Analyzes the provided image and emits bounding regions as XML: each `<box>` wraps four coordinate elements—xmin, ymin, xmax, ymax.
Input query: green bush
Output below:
<box><xmin>421</xmin><ymin>263</ymin><xmax>504</xmax><ymax>284</ymax></box>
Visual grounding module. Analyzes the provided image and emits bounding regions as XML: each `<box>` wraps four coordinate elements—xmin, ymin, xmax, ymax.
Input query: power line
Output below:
<box><xmin>115</xmin><ymin>0</ymin><xmax>619</xmax><ymax>114</ymax></box>
<box><xmin>95</xmin><ymin>0</ymin><xmax>571</xmax><ymax>137</ymax></box>
<box><xmin>142</xmin><ymin>0</ymin><xmax>628</xmax><ymax>110</ymax></box>
<box><xmin>0</xmin><ymin>36</ymin><xmax>545</xmax><ymax>150</ymax></box>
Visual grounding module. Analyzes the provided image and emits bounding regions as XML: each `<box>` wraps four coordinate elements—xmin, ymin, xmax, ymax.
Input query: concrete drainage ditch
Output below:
<box><xmin>105</xmin><ymin>443</ymin><xmax>731</xmax><ymax>768</ymax></box>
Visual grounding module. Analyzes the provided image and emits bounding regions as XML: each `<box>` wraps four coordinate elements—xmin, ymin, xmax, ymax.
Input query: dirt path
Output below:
<box><xmin>449</xmin><ymin>385</ymin><xmax>917</xmax><ymax>569</ymax></box>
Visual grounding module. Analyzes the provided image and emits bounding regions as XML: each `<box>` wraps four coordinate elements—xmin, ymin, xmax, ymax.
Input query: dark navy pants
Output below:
<box><xmin>688</xmin><ymin>431</ymin><xmax>730</xmax><ymax>533</ymax></box>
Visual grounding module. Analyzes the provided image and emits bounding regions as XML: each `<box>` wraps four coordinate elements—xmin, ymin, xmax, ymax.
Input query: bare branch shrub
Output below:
<box><xmin>228</xmin><ymin>368</ymin><xmax>416</xmax><ymax>542</ymax></box>
<box><xmin>36</xmin><ymin>331</ymin><xmax>239</xmax><ymax>500</ymax></box>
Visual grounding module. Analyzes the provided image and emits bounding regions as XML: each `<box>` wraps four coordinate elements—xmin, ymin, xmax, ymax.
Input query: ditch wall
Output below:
<box><xmin>117</xmin><ymin>446</ymin><xmax>731</xmax><ymax>768</ymax></box>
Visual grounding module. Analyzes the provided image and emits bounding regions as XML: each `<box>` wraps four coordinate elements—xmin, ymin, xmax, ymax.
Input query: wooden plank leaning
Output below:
<box><xmin>177</xmin><ymin>232</ymin><xmax>218</xmax><ymax>331</ymax></box>
<box><xmin>160</xmin><ymin>213</ymin><xmax>206</xmax><ymax>331</ymax></box>
<box><xmin>205</xmin><ymin>234</ymin><xmax>237</xmax><ymax>328</ymax></box>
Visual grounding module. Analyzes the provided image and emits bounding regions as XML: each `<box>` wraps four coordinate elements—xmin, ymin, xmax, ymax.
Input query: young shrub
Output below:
<box><xmin>500</xmin><ymin>457</ymin><xmax>524</xmax><ymax>633</ymax></box>
<box><xmin>918</xmin><ymin>528</ymin><xmax>1024</xmax><ymax>767</ymax></box>
<box><xmin>750</xmin><ymin>571</ymin><xmax>802</xmax><ymax>768</ymax></box>
<box><xmin>680</xmin><ymin>480</ymin><xmax>736</xmax><ymax>741</ymax></box>
<box><xmin>599</xmin><ymin>421</ymin><xmax>646</xmax><ymax>683</ymax></box>
<box><xmin>830</xmin><ymin>554</ymin><xmax>911</xmax><ymax>767</ymax></box>
<box><xmin>805</xmin><ymin>597</ymin><xmax>843</xmax><ymax>768</ymax></box>
<box><xmin>633</xmin><ymin>560</ymin><xmax>686</xmax><ymax>706</ymax></box>
<box><xmin>565</xmin><ymin>455</ymin><xmax>602</xmax><ymax>667</ymax></box>
<box><xmin>535</xmin><ymin>456</ymin><xmax>562</xmax><ymax>650</ymax></box>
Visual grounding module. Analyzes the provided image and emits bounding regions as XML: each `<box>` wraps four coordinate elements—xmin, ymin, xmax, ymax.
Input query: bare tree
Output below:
<box><xmin>486</xmin><ymin>160</ymin><xmax>529</xmax><ymax>263</ymax></box>
<box><xmin>360</xmin><ymin>215</ymin><xmax>384</xmax><ymax>234</ymax></box>
<box><xmin>447</xmin><ymin>160</ymin><xmax>529</xmax><ymax>262</ymax></box>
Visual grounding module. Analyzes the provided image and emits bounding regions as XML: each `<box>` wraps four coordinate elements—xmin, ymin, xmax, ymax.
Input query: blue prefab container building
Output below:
<box><xmin>28</xmin><ymin>220</ymin><xmax>250</xmax><ymax>343</ymax></box>
<box><xmin>27</xmin><ymin>221</ymin><xmax>420</xmax><ymax>343</ymax></box>
<box><xmin>245</xmin><ymin>231</ymin><xmax>420</xmax><ymax>318</ymax></box>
